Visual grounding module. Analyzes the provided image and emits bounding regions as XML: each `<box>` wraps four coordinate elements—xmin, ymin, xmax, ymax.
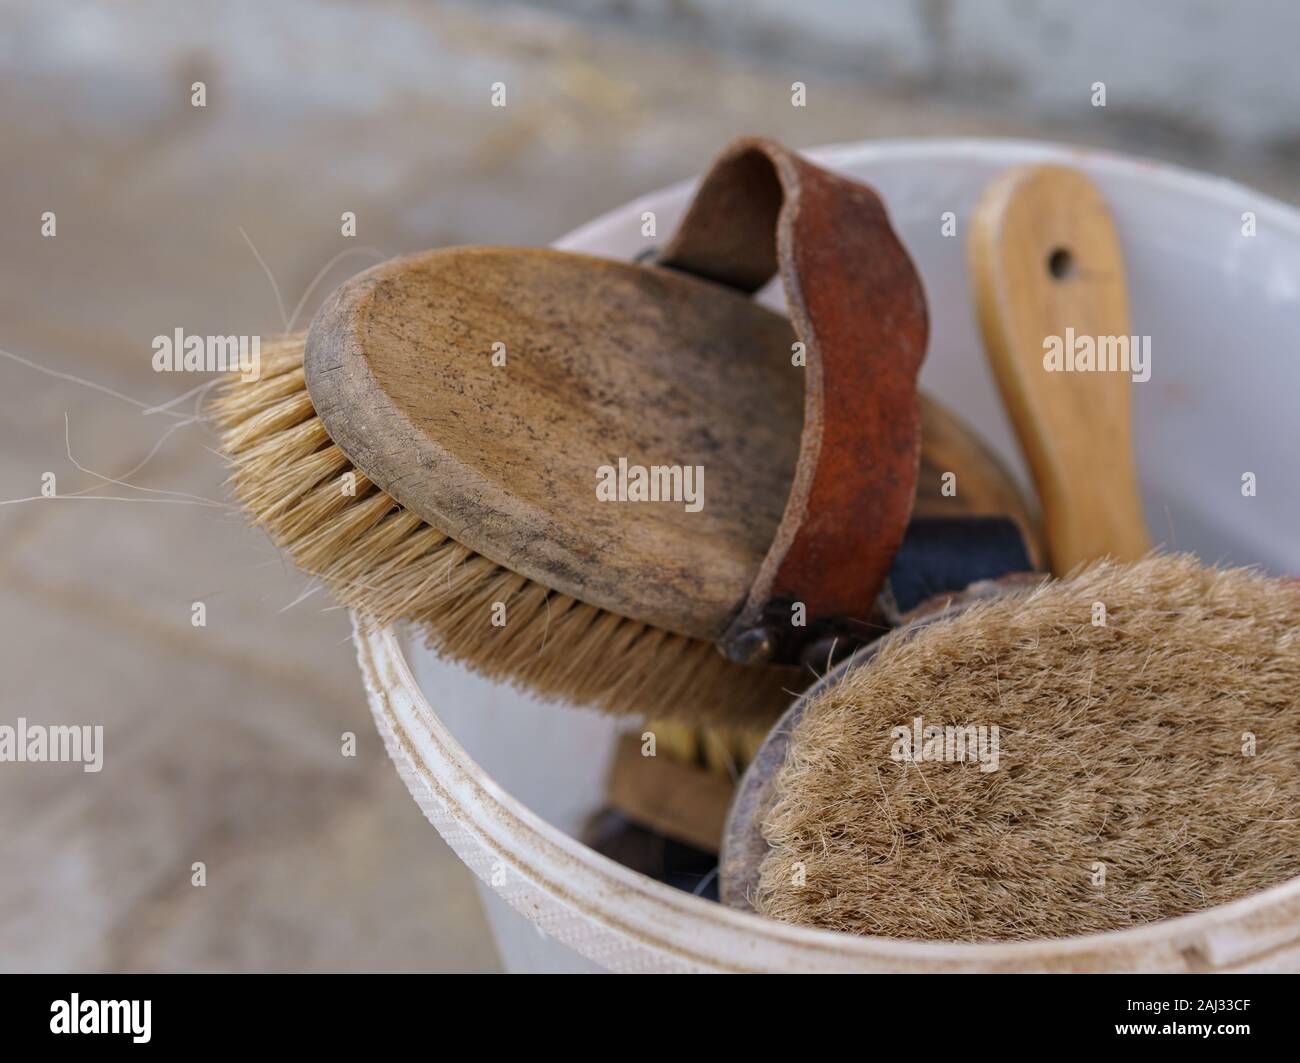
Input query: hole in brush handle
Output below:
<box><xmin>1047</xmin><ymin>246</ymin><xmax>1074</xmax><ymax>279</ymax></box>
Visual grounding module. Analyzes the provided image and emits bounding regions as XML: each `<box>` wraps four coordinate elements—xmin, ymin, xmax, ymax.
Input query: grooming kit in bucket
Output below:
<box><xmin>213</xmin><ymin>136</ymin><xmax>1300</xmax><ymax>964</ymax></box>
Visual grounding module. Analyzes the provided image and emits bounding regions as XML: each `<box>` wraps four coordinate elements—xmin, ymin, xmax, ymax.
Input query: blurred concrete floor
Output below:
<box><xmin>0</xmin><ymin>0</ymin><xmax>1295</xmax><ymax>972</ymax></box>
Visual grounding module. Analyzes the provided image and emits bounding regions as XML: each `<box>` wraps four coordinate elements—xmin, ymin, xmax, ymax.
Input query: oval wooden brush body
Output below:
<box><xmin>305</xmin><ymin>247</ymin><xmax>801</xmax><ymax>642</ymax></box>
<box><xmin>214</xmin><ymin>140</ymin><xmax>1038</xmax><ymax>723</ymax></box>
<box><xmin>306</xmin><ymin>246</ymin><xmax>1037</xmax><ymax>639</ymax></box>
<box><xmin>213</xmin><ymin>252</ymin><xmax>1032</xmax><ymax>722</ymax></box>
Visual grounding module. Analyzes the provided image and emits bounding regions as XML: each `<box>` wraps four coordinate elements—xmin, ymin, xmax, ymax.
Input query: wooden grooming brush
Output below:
<box><xmin>970</xmin><ymin>164</ymin><xmax>1150</xmax><ymax>573</ymax></box>
<box><xmin>213</xmin><ymin>138</ymin><xmax>1021</xmax><ymax>723</ymax></box>
<box><xmin>720</xmin><ymin>556</ymin><xmax>1300</xmax><ymax>940</ymax></box>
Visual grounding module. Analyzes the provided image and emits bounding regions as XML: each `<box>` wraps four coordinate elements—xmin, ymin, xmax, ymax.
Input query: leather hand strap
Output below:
<box><xmin>657</xmin><ymin>137</ymin><xmax>928</xmax><ymax>664</ymax></box>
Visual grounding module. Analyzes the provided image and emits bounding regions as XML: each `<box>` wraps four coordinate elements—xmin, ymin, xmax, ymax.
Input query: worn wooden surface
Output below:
<box><xmin>307</xmin><ymin>246</ymin><xmax>802</xmax><ymax>640</ymax></box>
<box><xmin>970</xmin><ymin>165</ymin><xmax>1150</xmax><ymax>574</ymax></box>
<box><xmin>307</xmin><ymin>246</ymin><xmax>1036</xmax><ymax>640</ymax></box>
<box><xmin>605</xmin><ymin>733</ymin><xmax>735</xmax><ymax>852</ymax></box>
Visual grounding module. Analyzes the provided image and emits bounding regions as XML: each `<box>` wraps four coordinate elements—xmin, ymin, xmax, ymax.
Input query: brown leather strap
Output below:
<box><xmin>656</xmin><ymin>137</ymin><xmax>928</xmax><ymax>664</ymax></box>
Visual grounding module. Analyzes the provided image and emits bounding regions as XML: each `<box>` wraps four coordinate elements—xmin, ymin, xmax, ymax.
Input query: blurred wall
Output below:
<box><xmin>515</xmin><ymin>0</ymin><xmax>1300</xmax><ymax>160</ymax></box>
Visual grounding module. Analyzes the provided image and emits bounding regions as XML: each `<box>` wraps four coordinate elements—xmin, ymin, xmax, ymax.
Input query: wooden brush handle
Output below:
<box><xmin>605</xmin><ymin>732</ymin><xmax>733</xmax><ymax>852</ymax></box>
<box><xmin>970</xmin><ymin>165</ymin><xmax>1149</xmax><ymax>574</ymax></box>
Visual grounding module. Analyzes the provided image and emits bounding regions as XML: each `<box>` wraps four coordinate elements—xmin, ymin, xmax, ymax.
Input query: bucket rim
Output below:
<box><xmin>559</xmin><ymin>134</ymin><xmax>1300</xmax><ymax>254</ymax></box>
<box><xmin>370</xmin><ymin>136</ymin><xmax>1300</xmax><ymax>971</ymax></box>
<box><xmin>360</xmin><ymin>618</ymin><xmax>1300</xmax><ymax>973</ymax></box>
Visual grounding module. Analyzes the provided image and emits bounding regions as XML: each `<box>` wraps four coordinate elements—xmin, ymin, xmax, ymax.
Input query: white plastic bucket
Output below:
<box><xmin>358</xmin><ymin>139</ymin><xmax>1300</xmax><ymax>973</ymax></box>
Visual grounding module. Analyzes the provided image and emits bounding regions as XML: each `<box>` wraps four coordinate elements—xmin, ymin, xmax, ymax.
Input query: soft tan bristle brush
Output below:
<box><xmin>721</xmin><ymin>556</ymin><xmax>1300</xmax><ymax>941</ymax></box>
<box><xmin>212</xmin><ymin>137</ymin><xmax>1034</xmax><ymax>724</ymax></box>
<box><xmin>970</xmin><ymin>164</ymin><xmax>1150</xmax><ymax>573</ymax></box>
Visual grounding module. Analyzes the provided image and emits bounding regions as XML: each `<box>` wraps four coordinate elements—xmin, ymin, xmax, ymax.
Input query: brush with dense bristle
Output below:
<box><xmin>747</xmin><ymin>555</ymin><xmax>1300</xmax><ymax>941</ymax></box>
<box><xmin>210</xmin><ymin>334</ymin><xmax>800</xmax><ymax>723</ymax></box>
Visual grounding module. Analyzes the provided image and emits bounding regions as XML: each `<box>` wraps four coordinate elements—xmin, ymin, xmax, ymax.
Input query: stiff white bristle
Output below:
<box><xmin>211</xmin><ymin>334</ymin><xmax>798</xmax><ymax>723</ymax></box>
